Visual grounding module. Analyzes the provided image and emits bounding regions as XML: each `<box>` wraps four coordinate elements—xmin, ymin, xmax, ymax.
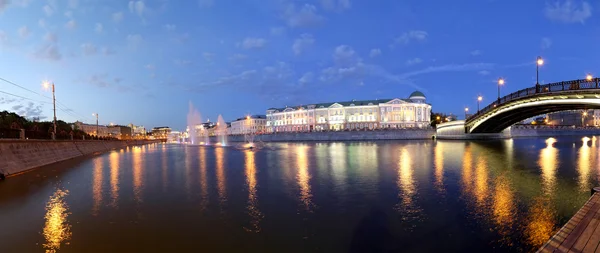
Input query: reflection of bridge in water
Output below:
<box><xmin>437</xmin><ymin>78</ymin><xmax>600</xmax><ymax>139</ymax></box>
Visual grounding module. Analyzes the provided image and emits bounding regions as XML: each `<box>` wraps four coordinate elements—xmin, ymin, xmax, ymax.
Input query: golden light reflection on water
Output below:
<box><xmin>109</xmin><ymin>151</ymin><xmax>120</xmax><ymax>208</ymax></box>
<box><xmin>396</xmin><ymin>147</ymin><xmax>421</xmax><ymax>221</ymax></box>
<box><xmin>162</xmin><ymin>145</ymin><xmax>168</xmax><ymax>191</ymax></box>
<box><xmin>244</xmin><ymin>150</ymin><xmax>262</xmax><ymax>232</ymax></box>
<box><xmin>215</xmin><ymin>147</ymin><xmax>227</xmax><ymax>206</ymax></box>
<box><xmin>462</xmin><ymin>145</ymin><xmax>474</xmax><ymax>196</ymax></box>
<box><xmin>92</xmin><ymin>157</ymin><xmax>103</xmax><ymax>216</ymax></box>
<box><xmin>184</xmin><ymin>147</ymin><xmax>192</xmax><ymax>197</ymax></box>
<box><xmin>474</xmin><ymin>157</ymin><xmax>489</xmax><ymax>207</ymax></box>
<box><xmin>525</xmin><ymin>197</ymin><xmax>556</xmax><ymax>249</ymax></box>
<box><xmin>539</xmin><ymin>138</ymin><xmax>558</xmax><ymax>196</ymax></box>
<box><xmin>199</xmin><ymin>147</ymin><xmax>208</xmax><ymax>210</ymax></box>
<box><xmin>329</xmin><ymin>143</ymin><xmax>347</xmax><ymax>198</ymax></box>
<box><xmin>434</xmin><ymin>142</ymin><xmax>444</xmax><ymax>193</ymax></box>
<box><xmin>578</xmin><ymin>137</ymin><xmax>591</xmax><ymax>192</ymax></box>
<box><xmin>43</xmin><ymin>189</ymin><xmax>71</xmax><ymax>253</ymax></box>
<box><xmin>296</xmin><ymin>145</ymin><xmax>314</xmax><ymax>212</ymax></box>
<box><xmin>132</xmin><ymin>146</ymin><xmax>144</xmax><ymax>203</ymax></box>
<box><xmin>492</xmin><ymin>175</ymin><xmax>516</xmax><ymax>241</ymax></box>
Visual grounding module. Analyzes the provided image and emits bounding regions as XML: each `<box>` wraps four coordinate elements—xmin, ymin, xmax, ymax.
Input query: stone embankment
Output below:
<box><xmin>219</xmin><ymin>129</ymin><xmax>436</xmax><ymax>142</ymax></box>
<box><xmin>0</xmin><ymin>140</ymin><xmax>158</xmax><ymax>176</ymax></box>
<box><xmin>511</xmin><ymin>127</ymin><xmax>600</xmax><ymax>138</ymax></box>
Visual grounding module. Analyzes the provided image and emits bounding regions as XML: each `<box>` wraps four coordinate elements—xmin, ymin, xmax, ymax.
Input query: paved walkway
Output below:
<box><xmin>539</xmin><ymin>191</ymin><xmax>600</xmax><ymax>253</ymax></box>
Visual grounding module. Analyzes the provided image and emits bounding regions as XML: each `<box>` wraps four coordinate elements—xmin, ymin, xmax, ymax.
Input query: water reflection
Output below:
<box><xmin>396</xmin><ymin>147</ymin><xmax>421</xmax><ymax>223</ymax></box>
<box><xmin>525</xmin><ymin>197</ymin><xmax>556</xmax><ymax>249</ymax></box>
<box><xmin>92</xmin><ymin>158</ymin><xmax>103</xmax><ymax>216</ymax></box>
<box><xmin>215</xmin><ymin>148</ymin><xmax>227</xmax><ymax>208</ymax></box>
<box><xmin>43</xmin><ymin>189</ymin><xmax>71</xmax><ymax>253</ymax></box>
<box><xmin>474</xmin><ymin>157</ymin><xmax>489</xmax><ymax>208</ymax></box>
<box><xmin>109</xmin><ymin>151</ymin><xmax>120</xmax><ymax>208</ymax></box>
<box><xmin>199</xmin><ymin>147</ymin><xmax>209</xmax><ymax>210</ymax></box>
<box><xmin>162</xmin><ymin>145</ymin><xmax>168</xmax><ymax>191</ymax></box>
<box><xmin>185</xmin><ymin>147</ymin><xmax>193</xmax><ymax>197</ymax></box>
<box><xmin>492</xmin><ymin>175</ymin><xmax>516</xmax><ymax>242</ymax></box>
<box><xmin>578</xmin><ymin>137</ymin><xmax>591</xmax><ymax>192</ymax></box>
<box><xmin>329</xmin><ymin>143</ymin><xmax>347</xmax><ymax>199</ymax></box>
<box><xmin>434</xmin><ymin>142</ymin><xmax>444</xmax><ymax>193</ymax></box>
<box><xmin>539</xmin><ymin>138</ymin><xmax>558</xmax><ymax>196</ymax></box>
<box><xmin>132</xmin><ymin>146</ymin><xmax>144</xmax><ymax>203</ymax></box>
<box><xmin>462</xmin><ymin>144</ymin><xmax>474</xmax><ymax>197</ymax></box>
<box><xmin>296</xmin><ymin>145</ymin><xmax>314</xmax><ymax>212</ymax></box>
<box><xmin>244</xmin><ymin>150</ymin><xmax>262</xmax><ymax>232</ymax></box>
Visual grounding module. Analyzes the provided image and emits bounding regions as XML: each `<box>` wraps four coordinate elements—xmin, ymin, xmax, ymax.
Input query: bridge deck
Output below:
<box><xmin>539</xmin><ymin>192</ymin><xmax>600</xmax><ymax>253</ymax></box>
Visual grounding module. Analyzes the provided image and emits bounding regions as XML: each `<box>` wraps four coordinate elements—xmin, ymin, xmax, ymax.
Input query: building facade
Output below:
<box><xmin>108</xmin><ymin>125</ymin><xmax>133</xmax><ymax>140</ymax></box>
<box><xmin>230</xmin><ymin>115</ymin><xmax>266</xmax><ymax>135</ymax></box>
<box><xmin>265</xmin><ymin>91</ymin><xmax>431</xmax><ymax>132</ymax></box>
<box><xmin>547</xmin><ymin>110</ymin><xmax>599</xmax><ymax>127</ymax></box>
<box><xmin>151</xmin><ymin>127</ymin><xmax>171</xmax><ymax>140</ymax></box>
<box><xmin>128</xmin><ymin>124</ymin><xmax>147</xmax><ymax>139</ymax></box>
<box><xmin>74</xmin><ymin>121</ymin><xmax>109</xmax><ymax>137</ymax></box>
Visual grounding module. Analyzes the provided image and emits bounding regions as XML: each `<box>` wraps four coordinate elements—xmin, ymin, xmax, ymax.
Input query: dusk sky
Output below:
<box><xmin>0</xmin><ymin>0</ymin><xmax>598</xmax><ymax>130</ymax></box>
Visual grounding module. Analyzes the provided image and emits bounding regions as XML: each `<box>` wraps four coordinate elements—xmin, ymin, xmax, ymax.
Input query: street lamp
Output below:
<box><xmin>497</xmin><ymin>78</ymin><xmax>505</xmax><ymax>101</ymax></box>
<box><xmin>465</xmin><ymin>107</ymin><xmax>469</xmax><ymax>119</ymax></box>
<box><xmin>536</xmin><ymin>56</ymin><xmax>544</xmax><ymax>92</ymax></box>
<box><xmin>92</xmin><ymin>113</ymin><xmax>99</xmax><ymax>139</ymax></box>
<box><xmin>583</xmin><ymin>111</ymin><xmax>588</xmax><ymax>127</ymax></box>
<box><xmin>477</xmin><ymin>95</ymin><xmax>483</xmax><ymax>113</ymax></box>
<box><xmin>587</xmin><ymin>74</ymin><xmax>593</xmax><ymax>81</ymax></box>
<box><xmin>42</xmin><ymin>81</ymin><xmax>57</xmax><ymax>140</ymax></box>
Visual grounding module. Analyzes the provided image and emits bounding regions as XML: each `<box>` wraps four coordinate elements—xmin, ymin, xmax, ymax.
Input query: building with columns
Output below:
<box><xmin>265</xmin><ymin>91</ymin><xmax>431</xmax><ymax>132</ymax></box>
<box><xmin>230</xmin><ymin>115</ymin><xmax>266</xmax><ymax>135</ymax></box>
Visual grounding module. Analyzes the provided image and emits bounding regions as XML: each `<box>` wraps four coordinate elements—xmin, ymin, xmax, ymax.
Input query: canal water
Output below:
<box><xmin>0</xmin><ymin>137</ymin><xmax>598</xmax><ymax>252</ymax></box>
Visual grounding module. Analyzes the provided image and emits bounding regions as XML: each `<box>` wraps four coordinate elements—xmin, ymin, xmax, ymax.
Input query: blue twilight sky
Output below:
<box><xmin>0</xmin><ymin>0</ymin><xmax>598</xmax><ymax>130</ymax></box>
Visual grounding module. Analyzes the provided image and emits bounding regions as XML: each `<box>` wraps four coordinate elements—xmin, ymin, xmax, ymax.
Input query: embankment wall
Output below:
<box><xmin>0</xmin><ymin>140</ymin><xmax>158</xmax><ymax>176</ymax></box>
<box><xmin>211</xmin><ymin>129</ymin><xmax>436</xmax><ymax>143</ymax></box>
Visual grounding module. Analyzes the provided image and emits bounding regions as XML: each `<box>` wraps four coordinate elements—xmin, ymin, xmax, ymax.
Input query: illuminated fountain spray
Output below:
<box><xmin>201</xmin><ymin>121</ymin><xmax>210</xmax><ymax>145</ymax></box>
<box><xmin>186</xmin><ymin>101</ymin><xmax>201</xmax><ymax>145</ymax></box>
<box><xmin>216</xmin><ymin>115</ymin><xmax>228</xmax><ymax>146</ymax></box>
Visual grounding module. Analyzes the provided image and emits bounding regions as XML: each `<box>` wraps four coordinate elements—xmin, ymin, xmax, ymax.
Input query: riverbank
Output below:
<box><xmin>219</xmin><ymin>129</ymin><xmax>436</xmax><ymax>142</ymax></box>
<box><xmin>511</xmin><ymin>127</ymin><xmax>600</xmax><ymax>138</ymax></box>
<box><xmin>0</xmin><ymin>140</ymin><xmax>159</xmax><ymax>176</ymax></box>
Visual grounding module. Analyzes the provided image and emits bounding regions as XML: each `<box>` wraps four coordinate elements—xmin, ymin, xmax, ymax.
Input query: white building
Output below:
<box><xmin>74</xmin><ymin>121</ymin><xmax>109</xmax><ymax>137</ymax></box>
<box><xmin>266</xmin><ymin>91</ymin><xmax>432</xmax><ymax>132</ymax></box>
<box><xmin>230</xmin><ymin>115</ymin><xmax>266</xmax><ymax>135</ymax></box>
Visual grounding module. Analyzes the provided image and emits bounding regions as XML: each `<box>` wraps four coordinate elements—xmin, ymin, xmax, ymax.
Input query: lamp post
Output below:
<box><xmin>497</xmin><ymin>78</ymin><xmax>505</xmax><ymax>102</ymax></box>
<box><xmin>477</xmin><ymin>95</ymin><xmax>482</xmax><ymax>113</ymax></box>
<box><xmin>583</xmin><ymin>111</ymin><xmax>588</xmax><ymax>127</ymax></box>
<box><xmin>587</xmin><ymin>74</ymin><xmax>593</xmax><ymax>81</ymax></box>
<box><xmin>42</xmin><ymin>81</ymin><xmax>57</xmax><ymax>140</ymax></box>
<box><xmin>465</xmin><ymin>107</ymin><xmax>469</xmax><ymax>120</ymax></box>
<box><xmin>92</xmin><ymin>113</ymin><xmax>98</xmax><ymax>139</ymax></box>
<box><xmin>536</xmin><ymin>56</ymin><xmax>544</xmax><ymax>92</ymax></box>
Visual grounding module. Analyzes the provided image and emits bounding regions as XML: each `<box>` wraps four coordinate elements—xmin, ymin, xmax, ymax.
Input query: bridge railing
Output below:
<box><xmin>467</xmin><ymin>78</ymin><xmax>600</xmax><ymax>122</ymax></box>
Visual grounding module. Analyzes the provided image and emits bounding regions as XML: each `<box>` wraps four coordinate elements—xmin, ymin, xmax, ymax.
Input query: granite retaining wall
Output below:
<box><xmin>0</xmin><ymin>140</ymin><xmax>158</xmax><ymax>176</ymax></box>
<box><xmin>510</xmin><ymin>128</ymin><xmax>600</xmax><ymax>138</ymax></box>
<box><xmin>211</xmin><ymin>129</ymin><xmax>436</xmax><ymax>142</ymax></box>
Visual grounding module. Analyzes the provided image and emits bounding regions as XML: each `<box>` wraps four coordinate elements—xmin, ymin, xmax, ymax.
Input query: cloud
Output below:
<box><xmin>129</xmin><ymin>1</ymin><xmax>145</xmax><ymax>16</ymax></box>
<box><xmin>478</xmin><ymin>70</ymin><xmax>490</xmax><ymax>76</ymax></box>
<box><xmin>406</xmin><ymin>58</ymin><xmax>423</xmax><ymax>66</ymax></box>
<box><xmin>65</xmin><ymin>20</ymin><xmax>77</xmax><ymax>30</ymax></box>
<box><xmin>544</xmin><ymin>0</ymin><xmax>592</xmax><ymax>24</ymax></box>
<box><xmin>0</xmin><ymin>97</ymin><xmax>19</xmax><ymax>104</ymax></box>
<box><xmin>229</xmin><ymin>53</ymin><xmax>247</xmax><ymax>62</ymax></box>
<box><xmin>101</xmin><ymin>47</ymin><xmax>116</xmax><ymax>56</ymax></box>
<box><xmin>203</xmin><ymin>52</ymin><xmax>214</xmax><ymax>61</ymax></box>
<box><xmin>64</xmin><ymin>10</ymin><xmax>73</xmax><ymax>18</ymax></box>
<box><xmin>241</xmin><ymin>37</ymin><xmax>267</xmax><ymax>49</ymax></box>
<box><xmin>320</xmin><ymin>0</ymin><xmax>351</xmax><ymax>12</ymax></box>
<box><xmin>43</xmin><ymin>4</ymin><xmax>54</xmax><ymax>16</ymax></box>
<box><xmin>0</xmin><ymin>0</ymin><xmax>9</xmax><ymax>13</ymax></box>
<box><xmin>68</xmin><ymin>0</ymin><xmax>78</xmax><ymax>9</ymax></box>
<box><xmin>44</xmin><ymin>32</ymin><xmax>57</xmax><ymax>42</ymax></box>
<box><xmin>174</xmin><ymin>59</ymin><xmax>192</xmax><ymax>66</ymax></box>
<box><xmin>163</xmin><ymin>24</ymin><xmax>176</xmax><ymax>31</ymax></box>
<box><xmin>394</xmin><ymin>30</ymin><xmax>428</xmax><ymax>45</ymax></box>
<box><xmin>283</xmin><ymin>3</ymin><xmax>324</xmax><ymax>28</ymax></box>
<box><xmin>12</xmin><ymin>102</ymin><xmax>44</xmax><ymax>119</ymax></box>
<box><xmin>95</xmin><ymin>23</ymin><xmax>103</xmax><ymax>33</ymax></box>
<box><xmin>471</xmin><ymin>50</ymin><xmax>482</xmax><ymax>56</ymax></box>
<box><xmin>369</xmin><ymin>48</ymin><xmax>381</xmax><ymax>58</ymax></box>
<box><xmin>541</xmin><ymin>37</ymin><xmax>552</xmax><ymax>49</ymax></box>
<box><xmin>333</xmin><ymin>45</ymin><xmax>358</xmax><ymax>65</ymax></box>
<box><xmin>292</xmin><ymin>33</ymin><xmax>314</xmax><ymax>55</ymax></box>
<box><xmin>298</xmin><ymin>72</ymin><xmax>314</xmax><ymax>85</ymax></box>
<box><xmin>81</xmin><ymin>43</ymin><xmax>97</xmax><ymax>56</ymax></box>
<box><xmin>198</xmin><ymin>0</ymin><xmax>213</xmax><ymax>8</ymax></box>
<box><xmin>18</xmin><ymin>26</ymin><xmax>30</xmax><ymax>39</ymax></box>
<box><xmin>170</xmin><ymin>33</ymin><xmax>190</xmax><ymax>44</ymax></box>
<box><xmin>145</xmin><ymin>64</ymin><xmax>155</xmax><ymax>70</ymax></box>
<box><xmin>112</xmin><ymin>12</ymin><xmax>124</xmax><ymax>23</ymax></box>
<box><xmin>270</xmin><ymin>27</ymin><xmax>285</xmax><ymax>36</ymax></box>
<box><xmin>126</xmin><ymin>34</ymin><xmax>143</xmax><ymax>49</ymax></box>
<box><xmin>0</xmin><ymin>30</ymin><xmax>7</xmax><ymax>46</ymax></box>
<box><xmin>38</xmin><ymin>19</ymin><xmax>46</xmax><ymax>28</ymax></box>
<box><xmin>34</xmin><ymin>43</ymin><xmax>62</xmax><ymax>61</ymax></box>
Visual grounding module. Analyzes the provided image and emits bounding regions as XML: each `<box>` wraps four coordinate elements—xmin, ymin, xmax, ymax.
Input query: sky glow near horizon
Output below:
<box><xmin>0</xmin><ymin>0</ymin><xmax>598</xmax><ymax>130</ymax></box>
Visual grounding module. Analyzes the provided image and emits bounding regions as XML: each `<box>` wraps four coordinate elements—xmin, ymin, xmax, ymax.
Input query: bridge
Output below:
<box><xmin>436</xmin><ymin>78</ymin><xmax>600</xmax><ymax>139</ymax></box>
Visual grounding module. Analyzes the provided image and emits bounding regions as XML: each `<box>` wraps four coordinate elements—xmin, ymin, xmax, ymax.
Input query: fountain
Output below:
<box><xmin>216</xmin><ymin>115</ymin><xmax>228</xmax><ymax>146</ymax></box>
<box><xmin>201</xmin><ymin>121</ymin><xmax>210</xmax><ymax>145</ymax></box>
<box><xmin>186</xmin><ymin>101</ymin><xmax>202</xmax><ymax>145</ymax></box>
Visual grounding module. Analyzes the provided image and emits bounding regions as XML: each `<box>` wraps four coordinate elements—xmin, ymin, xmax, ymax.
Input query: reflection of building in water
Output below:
<box><xmin>92</xmin><ymin>158</ymin><xmax>103</xmax><ymax>216</ymax></box>
<box><xmin>434</xmin><ymin>142</ymin><xmax>444</xmax><ymax>192</ymax></box>
<box><xmin>296</xmin><ymin>145</ymin><xmax>314</xmax><ymax>212</ymax></box>
<box><xmin>578</xmin><ymin>137</ymin><xmax>591</xmax><ymax>192</ymax></box>
<box><xmin>43</xmin><ymin>189</ymin><xmax>72</xmax><ymax>253</ymax></box>
<box><xmin>198</xmin><ymin>147</ymin><xmax>208</xmax><ymax>210</ymax></box>
<box><xmin>109</xmin><ymin>151</ymin><xmax>120</xmax><ymax>208</ymax></box>
<box><xmin>215</xmin><ymin>148</ymin><xmax>227</xmax><ymax>207</ymax></box>
<box><xmin>266</xmin><ymin>91</ymin><xmax>431</xmax><ymax>132</ymax></box>
<box><xmin>397</xmin><ymin>148</ymin><xmax>417</xmax><ymax>209</ymax></box>
<box><xmin>132</xmin><ymin>146</ymin><xmax>144</xmax><ymax>203</ymax></box>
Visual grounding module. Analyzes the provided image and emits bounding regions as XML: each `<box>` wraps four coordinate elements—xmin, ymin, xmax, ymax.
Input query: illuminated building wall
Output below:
<box><xmin>230</xmin><ymin>115</ymin><xmax>267</xmax><ymax>135</ymax></box>
<box><xmin>74</xmin><ymin>121</ymin><xmax>109</xmax><ymax>137</ymax></box>
<box><xmin>265</xmin><ymin>91</ymin><xmax>431</xmax><ymax>132</ymax></box>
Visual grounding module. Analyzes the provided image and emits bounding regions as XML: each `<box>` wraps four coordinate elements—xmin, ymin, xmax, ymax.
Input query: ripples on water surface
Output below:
<box><xmin>0</xmin><ymin>136</ymin><xmax>599</xmax><ymax>252</ymax></box>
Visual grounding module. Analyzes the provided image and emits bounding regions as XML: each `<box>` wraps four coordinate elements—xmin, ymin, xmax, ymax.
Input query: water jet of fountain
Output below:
<box><xmin>216</xmin><ymin>115</ymin><xmax>228</xmax><ymax>146</ymax></box>
<box><xmin>186</xmin><ymin>101</ymin><xmax>202</xmax><ymax>145</ymax></box>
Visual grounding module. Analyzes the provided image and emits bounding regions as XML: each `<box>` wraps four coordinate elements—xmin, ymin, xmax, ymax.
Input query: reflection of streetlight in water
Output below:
<box><xmin>43</xmin><ymin>189</ymin><xmax>72</xmax><ymax>253</ymax></box>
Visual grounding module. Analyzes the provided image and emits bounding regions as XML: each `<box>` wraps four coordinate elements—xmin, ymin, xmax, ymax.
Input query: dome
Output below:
<box><xmin>409</xmin><ymin>91</ymin><xmax>426</xmax><ymax>99</ymax></box>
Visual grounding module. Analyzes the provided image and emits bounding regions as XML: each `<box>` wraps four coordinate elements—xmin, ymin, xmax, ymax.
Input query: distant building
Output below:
<box><xmin>108</xmin><ymin>125</ymin><xmax>133</xmax><ymax>140</ymax></box>
<box><xmin>74</xmin><ymin>121</ymin><xmax>108</xmax><ymax>137</ymax></box>
<box><xmin>151</xmin><ymin>126</ymin><xmax>171</xmax><ymax>139</ymax></box>
<box><xmin>128</xmin><ymin>124</ymin><xmax>147</xmax><ymax>139</ymax></box>
<box><xmin>230</xmin><ymin>115</ymin><xmax>266</xmax><ymax>135</ymax></box>
<box><xmin>167</xmin><ymin>131</ymin><xmax>182</xmax><ymax>143</ymax></box>
<box><xmin>547</xmin><ymin>110</ymin><xmax>597</xmax><ymax>127</ymax></box>
<box><xmin>265</xmin><ymin>91</ymin><xmax>431</xmax><ymax>132</ymax></box>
